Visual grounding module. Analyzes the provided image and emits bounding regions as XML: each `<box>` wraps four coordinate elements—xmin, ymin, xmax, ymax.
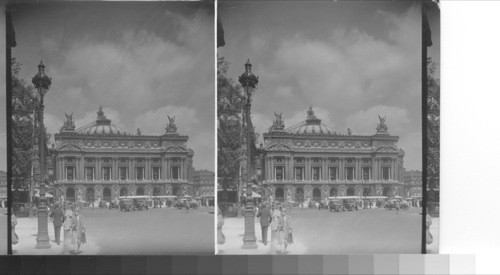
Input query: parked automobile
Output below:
<box><xmin>343</xmin><ymin>199</ymin><xmax>358</xmax><ymax>211</ymax></box>
<box><xmin>384</xmin><ymin>199</ymin><xmax>401</xmax><ymax>210</ymax></box>
<box><xmin>133</xmin><ymin>198</ymin><xmax>149</xmax><ymax>211</ymax></box>
<box><xmin>328</xmin><ymin>199</ymin><xmax>345</xmax><ymax>212</ymax></box>
<box><xmin>119</xmin><ymin>198</ymin><xmax>134</xmax><ymax>212</ymax></box>
<box><xmin>109</xmin><ymin>201</ymin><xmax>119</xmax><ymax>210</ymax></box>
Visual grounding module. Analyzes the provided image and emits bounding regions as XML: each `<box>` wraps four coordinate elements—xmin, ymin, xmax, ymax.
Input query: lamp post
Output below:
<box><xmin>239</xmin><ymin>59</ymin><xmax>259</xmax><ymax>249</ymax></box>
<box><xmin>32</xmin><ymin>60</ymin><xmax>52</xmax><ymax>249</ymax></box>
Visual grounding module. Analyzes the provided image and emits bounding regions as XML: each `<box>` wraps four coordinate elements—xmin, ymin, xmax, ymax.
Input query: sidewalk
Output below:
<box><xmin>12</xmin><ymin>217</ymin><xmax>100</xmax><ymax>255</ymax></box>
<box><xmin>427</xmin><ymin>217</ymin><xmax>439</xmax><ymax>254</ymax></box>
<box><xmin>218</xmin><ymin>217</ymin><xmax>307</xmax><ymax>255</ymax></box>
<box><xmin>13</xmin><ymin>217</ymin><xmax>64</xmax><ymax>255</ymax></box>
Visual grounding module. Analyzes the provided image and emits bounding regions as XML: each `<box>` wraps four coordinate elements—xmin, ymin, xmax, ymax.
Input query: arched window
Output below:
<box><xmin>346</xmin><ymin>187</ymin><xmax>355</xmax><ymax>196</ymax></box>
<box><xmin>383</xmin><ymin>187</ymin><xmax>390</xmax><ymax>197</ymax></box>
<box><xmin>313</xmin><ymin>188</ymin><xmax>321</xmax><ymax>202</ymax></box>
<box><xmin>103</xmin><ymin>188</ymin><xmax>112</xmax><ymax>202</ymax></box>
<box><xmin>330</xmin><ymin>187</ymin><xmax>338</xmax><ymax>197</ymax></box>
<box><xmin>137</xmin><ymin>187</ymin><xmax>145</xmax><ymax>196</ymax></box>
<box><xmin>120</xmin><ymin>187</ymin><xmax>128</xmax><ymax>197</ymax></box>
<box><xmin>295</xmin><ymin>187</ymin><xmax>304</xmax><ymax>203</ymax></box>
<box><xmin>363</xmin><ymin>187</ymin><xmax>371</xmax><ymax>196</ymax></box>
<box><xmin>275</xmin><ymin>187</ymin><xmax>284</xmax><ymax>202</ymax></box>
<box><xmin>66</xmin><ymin>188</ymin><xmax>75</xmax><ymax>202</ymax></box>
<box><xmin>172</xmin><ymin>186</ymin><xmax>180</xmax><ymax>196</ymax></box>
<box><xmin>153</xmin><ymin>186</ymin><xmax>161</xmax><ymax>196</ymax></box>
<box><xmin>86</xmin><ymin>187</ymin><xmax>95</xmax><ymax>203</ymax></box>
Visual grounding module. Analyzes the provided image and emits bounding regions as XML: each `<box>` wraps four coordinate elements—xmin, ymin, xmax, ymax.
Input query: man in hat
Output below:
<box><xmin>257</xmin><ymin>202</ymin><xmax>272</xmax><ymax>245</ymax></box>
<box><xmin>49</xmin><ymin>203</ymin><xmax>65</xmax><ymax>245</ymax></box>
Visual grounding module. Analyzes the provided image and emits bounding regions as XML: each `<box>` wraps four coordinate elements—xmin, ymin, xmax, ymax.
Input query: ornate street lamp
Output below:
<box><xmin>32</xmin><ymin>60</ymin><xmax>52</xmax><ymax>249</ymax></box>
<box><xmin>238</xmin><ymin>59</ymin><xmax>259</xmax><ymax>249</ymax></box>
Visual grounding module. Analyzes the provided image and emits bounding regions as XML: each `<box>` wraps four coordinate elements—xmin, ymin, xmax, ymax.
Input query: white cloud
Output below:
<box><xmin>344</xmin><ymin>105</ymin><xmax>411</xmax><ymax>135</ymax></box>
<box><xmin>133</xmin><ymin>105</ymin><xmax>198</xmax><ymax>135</ymax></box>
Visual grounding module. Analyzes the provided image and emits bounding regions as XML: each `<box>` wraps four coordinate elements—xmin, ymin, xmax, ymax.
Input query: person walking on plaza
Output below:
<box><xmin>70</xmin><ymin>207</ymin><xmax>86</xmax><ymax>254</ymax></box>
<box><xmin>270</xmin><ymin>203</ymin><xmax>281</xmax><ymax>251</ymax></box>
<box><xmin>49</xmin><ymin>203</ymin><xmax>65</xmax><ymax>245</ymax></box>
<box><xmin>257</xmin><ymin>203</ymin><xmax>272</xmax><ymax>245</ymax></box>
<box><xmin>63</xmin><ymin>205</ymin><xmax>73</xmax><ymax>231</ymax></box>
<box><xmin>277</xmin><ymin>207</ymin><xmax>292</xmax><ymax>254</ymax></box>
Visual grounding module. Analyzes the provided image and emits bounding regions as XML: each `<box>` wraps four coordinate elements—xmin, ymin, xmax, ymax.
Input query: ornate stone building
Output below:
<box><xmin>402</xmin><ymin>170</ymin><xmax>423</xmax><ymax>198</ymax></box>
<box><xmin>0</xmin><ymin>171</ymin><xmax>6</xmax><ymax>207</ymax></box>
<box><xmin>51</xmin><ymin>107</ymin><xmax>194</xmax><ymax>203</ymax></box>
<box><xmin>192</xmin><ymin>169</ymin><xmax>215</xmax><ymax>197</ymax></box>
<box><xmin>257</xmin><ymin>107</ymin><xmax>407</xmax><ymax>203</ymax></box>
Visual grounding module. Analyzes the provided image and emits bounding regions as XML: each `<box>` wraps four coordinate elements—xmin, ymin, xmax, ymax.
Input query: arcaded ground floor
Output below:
<box><xmin>219</xmin><ymin>207</ymin><xmax>422</xmax><ymax>254</ymax></box>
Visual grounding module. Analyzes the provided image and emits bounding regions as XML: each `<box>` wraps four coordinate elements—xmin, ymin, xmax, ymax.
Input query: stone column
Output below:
<box><xmin>305</xmin><ymin>157</ymin><xmax>310</xmax><ymax>181</ymax></box>
<box><xmin>339</xmin><ymin>158</ymin><xmax>344</xmax><ymax>181</ymax></box>
<box><xmin>322</xmin><ymin>158</ymin><xmax>327</xmax><ymax>181</ymax></box>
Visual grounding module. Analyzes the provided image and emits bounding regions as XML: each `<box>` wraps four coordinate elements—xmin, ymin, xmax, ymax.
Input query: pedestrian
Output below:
<box><xmin>217</xmin><ymin>206</ymin><xmax>225</xmax><ymax>245</ymax></box>
<box><xmin>277</xmin><ymin>207</ymin><xmax>292</xmax><ymax>254</ymax></box>
<box><xmin>270</xmin><ymin>203</ymin><xmax>281</xmax><ymax>251</ymax></box>
<box><xmin>70</xmin><ymin>207</ymin><xmax>86</xmax><ymax>254</ymax></box>
<box><xmin>49</xmin><ymin>203</ymin><xmax>65</xmax><ymax>245</ymax></box>
<box><xmin>63</xmin><ymin>205</ymin><xmax>73</xmax><ymax>231</ymax></box>
<box><xmin>11</xmin><ymin>214</ymin><xmax>19</xmax><ymax>245</ymax></box>
<box><xmin>256</xmin><ymin>203</ymin><xmax>272</xmax><ymax>245</ymax></box>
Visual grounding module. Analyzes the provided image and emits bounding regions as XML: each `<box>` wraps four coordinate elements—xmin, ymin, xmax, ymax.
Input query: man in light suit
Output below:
<box><xmin>257</xmin><ymin>203</ymin><xmax>272</xmax><ymax>245</ymax></box>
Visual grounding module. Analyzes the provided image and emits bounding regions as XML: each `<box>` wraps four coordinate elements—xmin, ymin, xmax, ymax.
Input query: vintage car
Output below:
<box><xmin>384</xmin><ymin>199</ymin><xmax>401</xmax><ymax>210</ymax></box>
<box><xmin>108</xmin><ymin>201</ymin><xmax>119</xmax><ymax>210</ymax></box>
<box><xmin>133</xmin><ymin>198</ymin><xmax>149</xmax><ymax>211</ymax></box>
<box><xmin>119</xmin><ymin>198</ymin><xmax>134</xmax><ymax>212</ymax></box>
<box><xmin>328</xmin><ymin>199</ymin><xmax>345</xmax><ymax>212</ymax></box>
<box><xmin>343</xmin><ymin>199</ymin><xmax>359</xmax><ymax>211</ymax></box>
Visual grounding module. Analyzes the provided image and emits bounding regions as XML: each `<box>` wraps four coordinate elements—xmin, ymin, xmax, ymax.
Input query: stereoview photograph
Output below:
<box><xmin>217</xmin><ymin>0</ymin><xmax>424</xmax><ymax>254</ymax></box>
<box><xmin>10</xmin><ymin>1</ymin><xmax>215</xmax><ymax>255</ymax></box>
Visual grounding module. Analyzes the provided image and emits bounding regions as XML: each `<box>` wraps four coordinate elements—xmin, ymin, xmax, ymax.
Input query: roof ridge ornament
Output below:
<box><xmin>305</xmin><ymin>106</ymin><xmax>321</xmax><ymax>125</ymax></box>
<box><xmin>95</xmin><ymin>105</ymin><xmax>111</xmax><ymax>125</ymax></box>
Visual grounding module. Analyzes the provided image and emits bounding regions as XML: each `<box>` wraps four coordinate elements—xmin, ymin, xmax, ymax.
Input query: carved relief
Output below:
<box><xmin>267</xmin><ymin>143</ymin><xmax>292</xmax><ymax>152</ymax></box>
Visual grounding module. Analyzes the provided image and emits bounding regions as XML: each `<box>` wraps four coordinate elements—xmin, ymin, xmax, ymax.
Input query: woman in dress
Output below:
<box><xmin>70</xmin><ymin>207</ymin><xmax>85</xmax><ymax>254</ymax></box>
<box><xmin>63</xmin><ymin>205</ymin><xmax>73</xmax><ymax>231</ymax></box>
<box><xmin>277</xmin><ymin>206</ymin><xmax>292</xmax><ymax>254</ymax></box>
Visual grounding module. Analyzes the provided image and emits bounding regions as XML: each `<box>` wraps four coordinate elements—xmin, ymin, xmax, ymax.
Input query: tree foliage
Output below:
<box><xmin>11</xmin><ymin>58</ymin><xmax>39</xmax><ymax>190</ymax></box>
<box><xmin>217</xmin><ymin>57</ymin><xmax>246</xmax><ymax>191</ymax></box>
<box><xmin>427</xmin><ymin>58</ymin><xmax>440</xmax><ymax>192</ymax></box>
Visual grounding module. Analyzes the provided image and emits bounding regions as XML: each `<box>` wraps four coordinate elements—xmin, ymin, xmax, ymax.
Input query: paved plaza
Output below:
<box><xmin>13</xmin><ymin>206</ymin><xmax>214</xmax><ymax>255</ymax></box>
<box><xmin>219</xmin><ymin>207</ymin><xmax>422</xmax><ymax>255</ymax></box>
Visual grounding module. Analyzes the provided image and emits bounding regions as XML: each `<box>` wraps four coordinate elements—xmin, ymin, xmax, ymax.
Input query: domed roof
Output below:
<box><xmin>285</xmin><ymin>107</ymin><xmax>334</xmax><ymax>135</ymax></box>
<box><xmin>75</xmin><ymin>106</ymin><xmax>124</xmax><ymax>135</ymax></box>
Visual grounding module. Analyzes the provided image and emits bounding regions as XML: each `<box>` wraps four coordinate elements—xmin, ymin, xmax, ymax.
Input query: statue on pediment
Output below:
<box><xmin>166</xmin><ymin>115</ymin><xmax>177</xmax><ymax>133</ymax></box>
<box><xmin>60</xmin><ymin>112</ymin><xmax>76</xmax><ymax>132</ymax></box>
<box><xmin>376</xmin><ymin>115</ymin><xmax>388</xmax><ymax>133</ymax></box>
<box><xmin>270</xmin><ymin>112</ymin><xmax>285</xmax><ymax>131</ymax></box>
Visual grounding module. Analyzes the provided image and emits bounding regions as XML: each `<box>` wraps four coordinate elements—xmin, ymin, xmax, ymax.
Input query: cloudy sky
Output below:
<box><xmin>219</xmin><ymin>1</ymin><xmax>423</xmax><ymax>171</ymax></box>
<box><xmin>7</xmin><ymin>1</ymin><xmax>214</xmax><ymax>171</ymax></box>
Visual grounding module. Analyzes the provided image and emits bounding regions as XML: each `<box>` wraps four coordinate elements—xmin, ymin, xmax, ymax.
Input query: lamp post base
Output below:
<box><xmin>35</xmin><ymin>197</ymin><xmax>51</xmax><ymax>249</ymax></box>
<box><xmin>241</xmin><ymin>242</ymin><xmax>258</xmax><ymax>249</ymax></box>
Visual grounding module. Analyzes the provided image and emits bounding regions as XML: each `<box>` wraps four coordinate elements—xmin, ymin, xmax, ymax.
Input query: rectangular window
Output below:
<box><xmin>66</xmin><ymin>166</ymin><xmax>75</xmax><ymax>180</ymax></box>
<box><xmin>294</xmin><ymin>167</ymin><xmax>303</xmax><ymax>181</ymax></box>
<box><xmin>119</xmin><ymin>167</ymin><xmax>128</xmax><ymax>180</ymax></box>
<box><xmin>153</xmin><ymin>167</ymin><xmax>161</xmax><ymax>180</ymax></box>
<box><xmin>328</xmin><ymin>167</ymin><xmax>338</xmax><ymax>180</ymax></box>
<box><xmin>346</xmin><ymin>167</ymin><xmax>355</xmax><ymax>181</ymax></box>
<box><xmin>312</xmin><ymin>167</ymin><xmax>321</xmax><ymax>181</ymax></box>
<box><xmin>275</xmin><ymin>166</ymin><xmax>284</xmax><ymax>180</ymax></box>
<box><xmin>171</xmin><ymin>166</ymin><xmax>180</xmax><ymax>180</ymax></box>
<box><xmin>382</xmin><ymin>167</ymin><xmax>390</xmax><ymax>180</ymax></box>
<box><xmin>363</xmin><ymin>167</ymin><xmax>371</xmax><ymax>180</ymax></box>
<box><xmin>136</xmin><ymin>167</ymin><xmax>144</xmax><ymax>180</ymax></box>
<box><xmin>102</xmin><ymin>167</ymin><xmax>111</xmax><ymax>181</ymax></box>
<box><xmin>85</xmin><ymin>167</ymin><xmax>94</xmax><ymax>181</ymax></box>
